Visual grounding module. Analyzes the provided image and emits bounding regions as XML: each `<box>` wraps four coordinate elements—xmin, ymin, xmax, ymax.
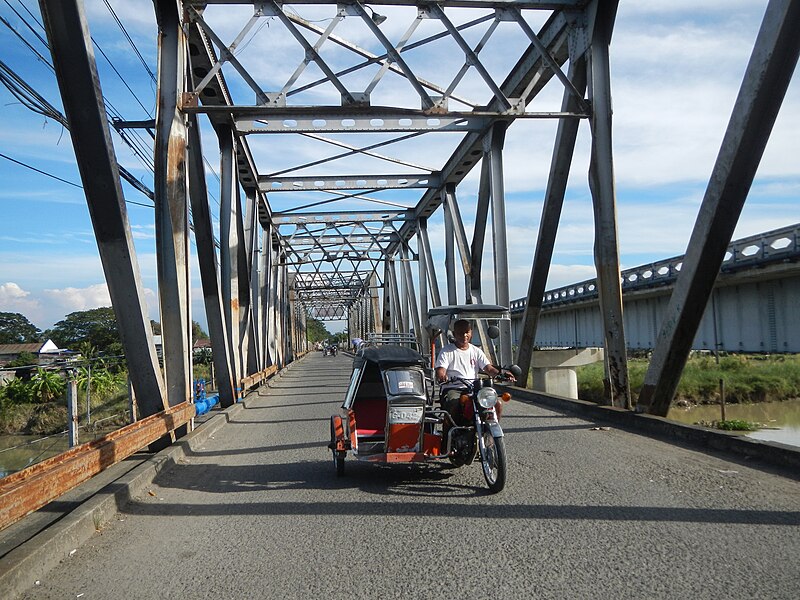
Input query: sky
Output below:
<box><xmin>0</xmin><ymin>0</ymin><xmax>797</xmax><ymax>336</ymax></box>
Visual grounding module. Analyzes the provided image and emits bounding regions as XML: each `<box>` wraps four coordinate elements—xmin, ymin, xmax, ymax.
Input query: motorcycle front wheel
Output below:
<box><xmin>479</xmin><ymin>430</ymin><xmax>506</xmax><ymax>493</ymax></box>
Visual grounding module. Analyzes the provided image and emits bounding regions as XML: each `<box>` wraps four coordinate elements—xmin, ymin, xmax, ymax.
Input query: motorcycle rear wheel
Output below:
<box><xmin>479</xmin><ymin>431</ymin><xmax>506</xmax><ymax>493</ymax></box>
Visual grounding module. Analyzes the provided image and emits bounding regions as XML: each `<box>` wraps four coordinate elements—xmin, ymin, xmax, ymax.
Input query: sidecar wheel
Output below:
<box><xmin>480</xmin><ymin>431</ymin><xmax>506</xmax><ymax>493</ymax></box>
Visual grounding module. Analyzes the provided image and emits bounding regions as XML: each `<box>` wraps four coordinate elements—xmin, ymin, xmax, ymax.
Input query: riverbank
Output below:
<box><xmin>577</xmin><ymin>353</ymin><xmax>800</xmax><ymax>406</ymax></box>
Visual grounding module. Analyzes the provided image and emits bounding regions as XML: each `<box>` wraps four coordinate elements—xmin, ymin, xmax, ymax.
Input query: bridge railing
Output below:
<box><xmin>509</xmin><ymin>223</ymin><xmax>799</xmax><ymax>313</ymax></box>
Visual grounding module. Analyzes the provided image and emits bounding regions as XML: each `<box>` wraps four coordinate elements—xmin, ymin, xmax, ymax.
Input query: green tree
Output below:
<box><xmin>0</xmin><ymin>312</ymin><xmax>42</xmax><ymax>344</ymax></box>
<box><xmin>305</xmin><ymin>316</ymin><xmax>330</xmax><ymax>343</ymax></box>
<box><xmin>30</xmin><ymin>367</ymin><xmax>65</xmax><ymax>403</ymax></box>
<box><xmin>192</xmin><ymin>320</ymin><xmax>209</xmax><ymax>343</ymax></box>
<box><xmin>46</xmin><ymin>307</ymin><xmax>122</xmax><ymax>356</ymax></box>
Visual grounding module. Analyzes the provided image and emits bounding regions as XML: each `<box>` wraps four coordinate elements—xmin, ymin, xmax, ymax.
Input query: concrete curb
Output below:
<box><xmin>0</xmin><ymin>396</ymin><xmax>249</xmax><ymax>599</ymax></box>
<box><xmin>505</xmin><ymin>385</ymin><xmax>800</xmax><ymax>477</ymax></box>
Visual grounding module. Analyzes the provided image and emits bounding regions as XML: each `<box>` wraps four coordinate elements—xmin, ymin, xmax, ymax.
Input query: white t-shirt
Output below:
<box><xmin>435</xmin><ymin>343</ymin><xmax>490</xmax><ymax>382</ymax></box>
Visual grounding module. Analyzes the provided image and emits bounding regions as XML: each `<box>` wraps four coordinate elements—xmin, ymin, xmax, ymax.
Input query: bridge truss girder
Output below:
<box><xmin>39</xmin><ymin>0</ymin><xmax>797</xmax><ymax>428</ymax></box>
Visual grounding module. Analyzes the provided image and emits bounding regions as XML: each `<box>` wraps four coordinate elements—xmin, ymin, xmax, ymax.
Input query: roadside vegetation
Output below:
<box><xmin>576</xmin><ymin>353</ymin><xmax>800</xmax><ymax>407</ymax></box>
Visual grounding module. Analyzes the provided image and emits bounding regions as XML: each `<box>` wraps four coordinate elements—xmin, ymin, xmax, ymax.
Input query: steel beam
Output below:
<box><xmin>235</xmin><ymin>113</ymin><xmax>492</xmax><ymax>134</ymax></box>
<box><xmin>259</xmin><ymin>173</ymin><xmax>440</xmax><ymax>193</ymax></box>
<box><xmin>153</xmin><ymin>0</ymin><xmax>193</xmax><ymax>429</ymax></box>
<box><xmin>516</xmin><ymin>56</ymin><xmax>587</xmax><ymax>386</ymax></box>
<box><xmin>187</xmin><ymin>1</ymin><xmax>586</xmax><ymax>9</ymax></box>
<box><xmin>488</xmin><ymin>122</ymin><xmax>513</xmax><ymax>365</ymax></box>
<box><xmin>417</xmin><ymin>222</ymin><xmax>430</xmax><ymax>350</ymax></box>
<box><xmin>186</xmin><ymin>114</ymin><xmax>237</xmax><ymax>408</ymax></box>
<box><xmin>587</xmin><ymin>0</ymin><xmax>630</xmax><ymax>409</ymax></box>
<box><xmin>38</xmin><ymin>0</ymin><xmax>166</xmax><ymax>418</ymax></box>
<box><xmin>218</xmin><ymin>126</ymin><xmax>242</xmax><ymax>390</ymax></box>
<box><xmin>418</xmin><ymin>218</ymin><xmax>442</xmax><ymax>309</ymax></box>
<box><xmin>470</xmin><ymin>157</ymin><xmax>491</xmax><ymax>296</ymax></box>
<box><xmin>638</xmin><ymin>0</ymin><xmax>800</xmax><ymax>416</ymax></box>
<box><xmin>400</xmin><ymin>243</ymin><xmax>422</xmax><ymax>343</ymax></box>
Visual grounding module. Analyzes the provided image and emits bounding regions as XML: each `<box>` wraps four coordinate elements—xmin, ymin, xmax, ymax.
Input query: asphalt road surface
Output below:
<box><xmin>18</xmin><ymin>352</ymin><xmax>800</xmax><ymax>599</ymax></box>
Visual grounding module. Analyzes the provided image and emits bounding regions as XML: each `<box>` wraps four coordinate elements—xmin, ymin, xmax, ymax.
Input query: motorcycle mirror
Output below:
<box><xmin>487</xmin><ymin>325</ymin><xmax>500</xmax><ymax>339</ymax></box>
<box><xmin>509</xmin><ymin>365</ymin><xmax>522</xmax><ymax>378</ymax></box>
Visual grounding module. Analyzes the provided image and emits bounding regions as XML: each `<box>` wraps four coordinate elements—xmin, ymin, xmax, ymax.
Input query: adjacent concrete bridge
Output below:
<box><xmin>1</xmin><ymin>353</ymin><xmax>798</xmax><ymax>599</ymax></box>
<box><xmin>510</xmin><ymin>223</ymin><xmax>800</xmax><ymax>353</ymax></box>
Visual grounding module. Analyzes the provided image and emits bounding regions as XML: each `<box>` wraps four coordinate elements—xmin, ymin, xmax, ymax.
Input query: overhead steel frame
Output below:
<box><xmin>174</xmin><ymin>3</ymin><xmax>595</xmax><ymax>340</ymax></box>
<box><xmin>40</xmin><ymin>0</ymin><xmax>795</xmax><ymax>425</ymax></box>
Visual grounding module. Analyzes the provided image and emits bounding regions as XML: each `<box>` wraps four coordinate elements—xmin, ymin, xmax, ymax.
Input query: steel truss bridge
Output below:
<box><xmin>2</xmin><ymin>0</ymin><xmax>796</xmax><ymax>531</ymax></box>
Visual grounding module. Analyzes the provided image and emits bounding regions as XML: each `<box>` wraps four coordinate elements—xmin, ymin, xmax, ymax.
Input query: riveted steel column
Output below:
<box><xmin>399</xmin><ymin>250</ymin><xmax>410</xmax><ymax>332</ymax></box>
<box><xmin>471</xmin><ymin>157</ymin><xmax>491</xmax><ymax>298</ymax></box>
<box><xmin>187</xmin><ymin>115</ymin><xmax>236</xmax><ymax>408</ymax></box>
<box><xmin>488</xmin><ymin>122</ymin><xmax>513</xmax><ymax>366</ymax></box>
<box><xmin>370</xmin><ymin>273</ymin><xmax>382</xmax><ymax>334</ymax></box>
<box><xmin>517</xmin><ymin>57</ymin><xmax>587</xmax><ymax>387</ymax></box>
<box><xmin>153</xmin><ymin>0</ymin><xmax>193</xmax><ymax>435</ymax></box>
<box><xmin>442</xmin><ymin>189</ymin><xmax>458</xmax><ymax>305</ymax></box>
<box><xmin>266</xmin><ymin>242</ymin><xmax>279</xmax><ymax>367</ymax></box>
<box><xmin>639</xmin><ymin>0</ymin><xmax>800</xmax><ymax>416</ymax></box>
<box><xmin>244</xmin><ymin>190</ymin><xmax>260</xmax><ymax>375</ymax></box>
<box><xmin>38</xmin><ymin>0</ymin><xmax>166</xmax><ymax>417</ymax></box>
<box><xmin>218</xmin><ymin>126</ymin><xmax>242</xmax><ymax>390</ymax></box>
<box><xmin>417</xmin><ymin>222</ymin><xmax>429</xmax><ymax>350</ymax></box>
<box><xmin>587</xmin><ymin>0</ymin><xmax>630</xmax><ymax>409</ymax></box>
<box><xmin>401</xmin><ymin>243</ymin><xmax>422</xmax><ymax>343</ymax></box>
<box><xmin>443</xmin><ymin>184</ymin><xmax>474</xmax><ymax>304</ymax></box>
<box><xmin>277</xmin><ymin>261</ymin><xmax>287</xmax><ymax>366</ymax></box>
<box><xmin>382</xmin><ymin>260</ymin><xmax>392</xmax><ymax>332</ymax></box>
<box><xmin>387</xmin><ymin>257</ymin><xmax>402</xmax><ymax>332</ymax></box>
<box><xmin>418</xmin><ymin>218</ymin><xmax>441</xmax><ymax>309</ymax></box>
<box><xmin>259</xmin><ymin>228</ymin><xmax>270</xmax><ymax>368</ymax></box>
<box><xmin>287</xmin><ymin>273</ymin><xmax>296</xmax><ymax>362</ymax></box>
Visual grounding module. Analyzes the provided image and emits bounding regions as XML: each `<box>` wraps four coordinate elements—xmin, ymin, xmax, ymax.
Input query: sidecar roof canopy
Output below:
<box><xmin>354</xmin><ymin>346</ymin><xmax>427</xmax><ymax>370</ymax></box>
<box><xmin>426</xmin><ymin>304</ymin><xmax>510</xmax><ymax>337</ymax></box>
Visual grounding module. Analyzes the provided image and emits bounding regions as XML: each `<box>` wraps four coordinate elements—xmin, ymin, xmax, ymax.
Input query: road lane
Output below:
<box><xmin>18</xmin><ymin>352</ymin><xmax>800</xmax><ymax>599</ymax></box>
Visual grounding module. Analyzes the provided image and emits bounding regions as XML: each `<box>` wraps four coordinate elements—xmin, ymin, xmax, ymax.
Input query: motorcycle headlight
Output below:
<box><xmin>476</xmin><ymin>387</ymin><xmax>498</xmax><ymax>408</ymax></box>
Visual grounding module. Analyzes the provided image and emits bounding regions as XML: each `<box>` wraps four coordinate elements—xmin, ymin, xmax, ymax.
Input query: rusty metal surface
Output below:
<box><xmin>0</xmin><ymin>402</ymin><xmax>195</xmax><ymax>532</ymax></box>
<box><xmin>240</xmin><ymin>365</ymin><xmax>278</xmax><ymax>390</ymax></box>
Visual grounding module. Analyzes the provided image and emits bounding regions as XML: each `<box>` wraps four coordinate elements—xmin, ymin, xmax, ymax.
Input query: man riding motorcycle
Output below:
<box><xmin>434</xmin><ymin>319</ymin><xmax>514</xmax><ymax>420</ymax></box>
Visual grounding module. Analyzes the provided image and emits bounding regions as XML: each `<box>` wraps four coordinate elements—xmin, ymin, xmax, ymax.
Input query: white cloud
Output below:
<box><xmin>0</xmin><ymin>282</ymin><xmax>41</xmax><ymax>320</ymax></box>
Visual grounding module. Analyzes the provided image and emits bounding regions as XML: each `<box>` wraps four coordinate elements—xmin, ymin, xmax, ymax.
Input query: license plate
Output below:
<box><xmin>389</xmin><ymin>406</ymin><xmax>423</xmax><ymax>424</ymax></box>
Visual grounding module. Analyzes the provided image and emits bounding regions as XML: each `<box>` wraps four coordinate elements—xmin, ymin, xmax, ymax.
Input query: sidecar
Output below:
<box><xmin>328</xmin><ymin>344</ymin><xmax>440</xmax><ymax>475</ymax></box>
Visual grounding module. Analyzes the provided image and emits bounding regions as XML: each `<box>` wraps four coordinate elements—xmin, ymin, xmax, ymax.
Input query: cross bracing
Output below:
<box><xmin>34</xmin><ymin>0</ymin><xmax>799</xmax><ymax>428</ymax></box>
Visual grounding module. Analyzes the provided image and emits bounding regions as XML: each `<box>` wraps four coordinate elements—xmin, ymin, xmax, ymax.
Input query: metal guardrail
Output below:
<box><xmin>510</xmin><ymin>223</ymin><xmax>800</xmax><ymax>313</ymax></box>
<box><xmin>364</xmin><ymin>333</ymin><xmax>419</xmax><ymax>348</ymax></box>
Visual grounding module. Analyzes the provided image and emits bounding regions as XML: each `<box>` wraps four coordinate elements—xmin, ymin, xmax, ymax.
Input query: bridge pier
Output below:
<box><xmin>530</xmin><ymin>348</ymin><xmax>604</xmax><ymax>399</ymax></box>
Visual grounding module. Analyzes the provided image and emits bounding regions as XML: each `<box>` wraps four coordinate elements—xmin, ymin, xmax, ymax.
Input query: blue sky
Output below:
<box><xmin>0</xmin><ymin>1</ymin><xmax>797</xmax><ymax>334</ymax></box>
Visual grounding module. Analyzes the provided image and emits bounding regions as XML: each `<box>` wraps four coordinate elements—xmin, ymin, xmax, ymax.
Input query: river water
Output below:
<box><xmin>667</xmin><ymin>398</ymin><xmax>800</xmax><ymax>448</ymax></box>
<box><xmin>0</xmin><ymin>432</ymin><xmax>69</xmax><ymax>478</ymax></box>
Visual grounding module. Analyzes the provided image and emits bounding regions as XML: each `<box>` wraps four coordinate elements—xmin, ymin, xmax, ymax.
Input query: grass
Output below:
<box><xmin>694</xmin><ymin>419</ymin><xmax>760</xmax><ymax>432</ymax></box>
<box><xmin>575</xmin><ymin>353</ymin><xmax>800</xmax><ymax>406</ymax></box>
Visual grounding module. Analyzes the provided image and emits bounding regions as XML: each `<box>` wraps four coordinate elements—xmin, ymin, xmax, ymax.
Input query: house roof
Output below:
<box><xmin>0</xmin><ymin>342</ymin><xmax>46</xmax><ymax>355</ymax></box>
<box><xmin>193</xmin><ymin>338</ymin><xmax>212</xmax><ymax>349</ymax></box>
<box><xmin>0</xmin><ymin>339</ymin><xmax>61</xmax><ymax>355</ymax></box>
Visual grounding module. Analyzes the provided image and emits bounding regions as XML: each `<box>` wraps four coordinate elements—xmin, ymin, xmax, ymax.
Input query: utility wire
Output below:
<box><xmin>0</xmin><ymin>151</ymin><xmax>81</xmax><ymax>189</ymax></box>
<box><xmin>101</xmin><ymin>0</ymin><xmax>156</xmax><ymax>83</ymax></box>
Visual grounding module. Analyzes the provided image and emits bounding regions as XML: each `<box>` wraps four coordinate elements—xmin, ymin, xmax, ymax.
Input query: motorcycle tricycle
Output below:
<box><xmin>328</xmin><ymin>305</ymin><xmax>519</xmax><ymax>493</ymax></box>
